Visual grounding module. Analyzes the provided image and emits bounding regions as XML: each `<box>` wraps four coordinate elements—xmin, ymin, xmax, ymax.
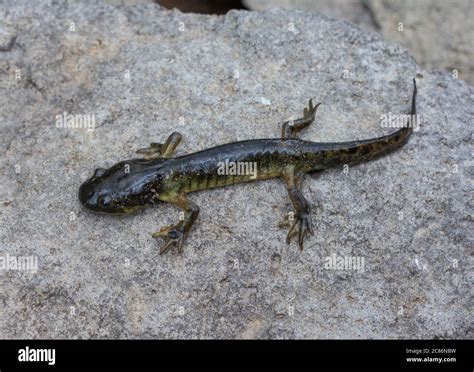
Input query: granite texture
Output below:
<box><xmin>244</xmin><ymin>0</ymin><xmax>474</xmax><ymax>84</ymax></box>
<box><xmin>243</xmin><ymin>0</ymin><xmax>379</xmax><ymax>31</ymax></box>
<box><xmin>367</xmin><ymin>0</ymin><xmax>474</xmax><ymax>85</ymax></box>
<box><xmin>0</xmin><ymin>1</ymin><xmax>472</xmax><ymax>339</ymax></box>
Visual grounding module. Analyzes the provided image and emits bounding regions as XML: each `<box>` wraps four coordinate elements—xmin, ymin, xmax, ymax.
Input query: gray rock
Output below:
<box><xmin>0</xmin><ymin>2</ymin><xmax>472</xmax><ymax>339</ymax></box>
<box><xmin>244</xmin><ymin>0</ymin><xmax>474</xmax><ymax>85</ymax></box>
<box><xmin>366</xmin><ymin>0</ymin><xmax>474</xmax><ymax>85</ymax></box>
<box><xmin>243</xmin><ymin>0</ymin><xmax>378</xmax><ymax>31</ymax></box>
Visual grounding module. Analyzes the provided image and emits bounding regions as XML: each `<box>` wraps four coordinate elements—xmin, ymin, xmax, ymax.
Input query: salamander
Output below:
<box><xmin>79</xmin><ymin>79</ymin><xmax>417</xmax><ymax>254</ymax></box>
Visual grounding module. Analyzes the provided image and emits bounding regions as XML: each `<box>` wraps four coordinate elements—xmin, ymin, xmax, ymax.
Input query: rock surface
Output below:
<box><xmin>0</xmin><ymin>2</ymin><xmax>472</xmax><ymax>339</ymax></box>
<box><xmin>367</xmin><ymin>0</ymin><xmax>474</xmax><ymax>85</ymax></box>
<box><xmin>244</xmin><ymin>0</ymin><xmax>474</xmax><ymax>85</ymax></box>
<box><xmin>243</xmin><ymin>0</ymin><xmax>378</xmax><ymax>31</ymax></box>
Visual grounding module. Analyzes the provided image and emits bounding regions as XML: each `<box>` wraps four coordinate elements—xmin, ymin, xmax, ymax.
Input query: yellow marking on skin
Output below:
<box><xmin>122</xmin><ymin>205</ymin><xmax>142</xmax><ymax>214</ymax></box>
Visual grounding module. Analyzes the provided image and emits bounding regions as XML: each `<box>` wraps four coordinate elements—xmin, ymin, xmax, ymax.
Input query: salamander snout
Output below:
<box><xmin>78</xmin><ymin>180</ymin><xmax>102</xmax><ymax>211</ymax></box>
<box><xmin>79</xmin><ymin>178</ymin><xmax>123</xmax><ymax>213</ymax></box>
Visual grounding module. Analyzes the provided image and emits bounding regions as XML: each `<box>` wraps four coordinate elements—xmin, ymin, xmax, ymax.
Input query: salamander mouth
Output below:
<box><xmin>79</xmin><ymin>189</ymin><xmax>141</xmax><ymax>215</ymax></box>
<box><xmin>78</xmin><ymin>182</ymin><xmax>94</xmax><ymax>208</ymax></box>
<box><xmin>78</xmin><ymin>181</ymin><xmax>113</xmax><ymax>212</ymax></box>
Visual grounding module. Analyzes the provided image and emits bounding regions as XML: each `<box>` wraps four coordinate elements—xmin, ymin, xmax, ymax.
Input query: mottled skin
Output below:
<box><xmin>79</xmin><ymin>80</ymin><xmax>417</xmax><ymax>253</ymax></box>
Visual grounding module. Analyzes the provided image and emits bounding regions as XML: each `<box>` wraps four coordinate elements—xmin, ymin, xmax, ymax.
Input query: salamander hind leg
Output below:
<box><xmin>137</xmin><ymin>132</ymin><xmax>182</xmax><ymax>160</ymax></box>
<box><xmin>281</xmin><ymin>168</ymin><xmax>314</xmax><ymax>250</ymax></box>
<box><xmin>281</xmin><ymin>99</ymin><xmax>321</xmax><ymax>139</ymax></box>
<box><xmin>152</xmin><ymin>193</ymin><xmax>199</xmax><ymax>254</ymax></box>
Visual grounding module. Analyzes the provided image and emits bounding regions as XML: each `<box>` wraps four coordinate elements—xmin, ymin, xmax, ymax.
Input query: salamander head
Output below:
<box><xmin>79</xmin><ymin>160</ymin><xmax>162</xmax><ymax>214</ymax></box>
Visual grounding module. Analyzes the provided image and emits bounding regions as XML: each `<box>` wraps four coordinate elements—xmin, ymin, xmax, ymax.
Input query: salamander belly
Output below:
<box><xmin>172</xmin><ymin>160</ymin><xmax>282</xmax><ymax>194</ymax></box>
<box><xmin>158</xmin><ymin>138</ymin><xmax>318</xmax><ymax>195</ymax></box>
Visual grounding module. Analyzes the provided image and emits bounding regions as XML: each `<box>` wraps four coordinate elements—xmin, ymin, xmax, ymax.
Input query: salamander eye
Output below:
<box><xmin>97</xmin><ymin>195</ymin><xmax>111</xmax><ymax>208</ymax></box>
<box><xmin>93</xmin><ymin>168</ymin><xmax>106</xmax><ymax>178</ymax></box>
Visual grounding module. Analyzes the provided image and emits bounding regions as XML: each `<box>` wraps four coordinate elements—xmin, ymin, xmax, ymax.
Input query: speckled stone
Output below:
<box><xmin>0</xmin><ymin>1</ymin><xmax>472</xmax><ymax>339</ymax></box>
<box><xmin>244</xmin><ymin>0</ymin><xmax>474</xmax><ymax>84</ymax></box>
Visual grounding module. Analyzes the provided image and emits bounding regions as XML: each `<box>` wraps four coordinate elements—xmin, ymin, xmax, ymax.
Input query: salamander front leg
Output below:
<box><xmin>281</xmin><ymin>168</ymin><xmax>314</xmax><ymax>250</ymax></box>
<box><xmin>136</xmin><ymin>131</ymin><xmax>182</xmax><ymax>160</ymax></box>
<box><xmin>152</xmin><ymin>193</ymin><xmax>199</xmax><ymax>254</ymax></box>
<box><xmin>281</xmin><ymin>99</ymin><xmax>321</xmax><ymax>139</ymax></box>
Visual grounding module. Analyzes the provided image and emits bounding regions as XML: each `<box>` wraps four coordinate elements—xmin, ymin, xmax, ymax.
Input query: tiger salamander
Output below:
<box><xmin>79</xmin><ymin>79</ymin><xmax>417</xmax><ymax>254</ymax></box>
